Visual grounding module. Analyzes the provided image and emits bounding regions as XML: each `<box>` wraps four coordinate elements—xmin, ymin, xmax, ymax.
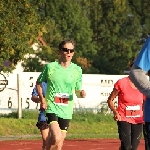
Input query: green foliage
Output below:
<box><xmin>129</xmin><ymin>0</ymin><xmax>150</xmax><ymax>42</ymax></box>
<box><xmin>72</xmin><ymin>110</ymin><xmax>114</xmax><ymax>123</ymax></box>
<box><xmin>22</xmin><ymin>110</ymin><xmax>39</xmax><ymax>119</ymax></box>
<box><xmin>22</xmin><ymin>57</ymin><xmax>44</xmax><ymax>72</ymax></box>
<box><xmin>0</xmin><ymin>110</ymin><xmax>38</xmax><ymax>119</ymax></box>
<box><xmin>0</xmin><ymin>110</ymin><xmax>117</xmax><ymax>138</ymax></box>
<box><xmin>45</xmin><ymin>0</ymin><xmax>96</xmax><ymax>56</ymax></box>
<box><xmin>22</xmin><ymin>45</ymin><xmax>53</xmax><ymax>72</ymax></box>
<box><xmin>88</xmin><ymin>0</ymin><xmax>142</xmax><ymax>74</ymax></box>
<box><xmin>0</xmin><ymin>0</ymin><xmax>46</xmax><ymax>72</ymax></box>
<box><xmin>0</xmin><ymin>111</ymin><xmax>18</xmax><ymax>118</ymax></box>
<box><xmin>1</xmin><ymin>0</ymin><xmax>150</xmax><ymax>74</ymax></box>
<box><xmin>22</xmin><ymin>0</ymin><xmax>97</xmax><ymax>72</ymax></box>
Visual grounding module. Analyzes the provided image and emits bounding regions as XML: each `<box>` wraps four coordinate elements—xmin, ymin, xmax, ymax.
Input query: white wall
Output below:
<box><xmin>0</xmin><ymin>72</ymin><xmax>128</xmax><ymax>114</ymax></box>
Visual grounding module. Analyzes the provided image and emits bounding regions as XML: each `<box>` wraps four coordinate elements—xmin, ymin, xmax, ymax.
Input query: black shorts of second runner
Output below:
<box><xmin>46</xmin><ymin>113</ymin><xmax>70</xmax><ymax>132</ymax></box>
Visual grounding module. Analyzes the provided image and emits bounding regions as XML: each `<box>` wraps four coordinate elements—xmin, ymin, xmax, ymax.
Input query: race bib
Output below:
<box><xmin>125</xmin><ymin>105</ymin><xmax>140</xmax><ymax>118</ymax></box>
<box><xmin>54</xmin><ymin>93</ymin><xmax>69</xmax><ymax>106</ymax></box>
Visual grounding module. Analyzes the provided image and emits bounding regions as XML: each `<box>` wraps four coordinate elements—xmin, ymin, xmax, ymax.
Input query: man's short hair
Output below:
<box><xmin>59</xmin><ymin>40</ymin><xmax>74</xmax><ymax>50</ymax></box>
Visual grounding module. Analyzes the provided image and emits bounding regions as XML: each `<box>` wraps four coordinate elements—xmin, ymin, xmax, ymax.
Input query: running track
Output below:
<box><xmin>0</xmin><ymin>139</ymin><xmax>145</xmax><ymax>150</ymax></box>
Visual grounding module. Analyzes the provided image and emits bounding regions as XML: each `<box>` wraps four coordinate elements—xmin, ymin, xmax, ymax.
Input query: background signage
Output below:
<box><xmin>0</xmin><ymin>72</ymin><xmax>128</xmax><ymax>114</ymax></box>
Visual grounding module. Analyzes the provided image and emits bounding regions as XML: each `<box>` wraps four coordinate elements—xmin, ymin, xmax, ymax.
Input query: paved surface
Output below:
<box><xmin>0</xmin><ymin>139</ymin><xmax>145</xmax><ymax>150</ymax></box>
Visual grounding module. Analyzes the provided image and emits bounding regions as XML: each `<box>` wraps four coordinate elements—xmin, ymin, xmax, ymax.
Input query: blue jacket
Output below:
<box><xmin>31</xmin><ymin>82</ymin><xmax>47</xmax><ymax>122</ymax></box>
<box><xmin>31</xmin><ymin>82</ymin><xmax>47</xmax><ymax>97</ymax></box>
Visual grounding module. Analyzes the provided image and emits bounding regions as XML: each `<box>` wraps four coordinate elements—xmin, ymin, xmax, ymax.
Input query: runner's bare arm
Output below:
<box><xmin>36</xmin><ymin>81</ymin><xmax>46</xmax><ymax>104</ymax></box>
<box><xmin>107</xmin><ymin>88</ymin><xmax>118</xmax><ymax>114</ymax></box>
<box><xmin>107</xmin><ymin>88</ymin><xmax>121</xmax><ymax>121</ymax></box>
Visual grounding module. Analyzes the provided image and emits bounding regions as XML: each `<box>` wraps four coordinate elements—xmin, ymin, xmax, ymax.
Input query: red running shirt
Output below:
<box><xmin>114</xmin><ymin>77</ymin><xmax>145</xmax><ymax>124</ymax></box>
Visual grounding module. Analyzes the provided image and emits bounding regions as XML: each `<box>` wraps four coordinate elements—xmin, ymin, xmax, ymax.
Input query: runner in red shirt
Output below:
<box><xmin>107</xmin><ymin>61</ymin><xmax>145</xmax><ymax>150</ymax></box>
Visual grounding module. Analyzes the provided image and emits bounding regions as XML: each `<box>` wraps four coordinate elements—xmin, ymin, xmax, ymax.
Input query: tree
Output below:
<box><xmin>0</xmin><ymin>0</ymin><xmax>46</xmax><ymax>72</ymax></box>
<box><xmin>22</xmin><ymin>0</ymin><xmax>97</xmax><ymax>73</ymax></box>
<box><xmin>21</xmin><ymin>0</ymin><xmax>149</xmax><ymax>74</ymax></box>
<box><xmin>128</xmin><ymin>0</ymin><xmax>150</xmax><ymax>43</ymax></box>
<box><xmin>87</xmin><ymin>0</ymin><xmax>142</xmax><ymax>74</ymax></box>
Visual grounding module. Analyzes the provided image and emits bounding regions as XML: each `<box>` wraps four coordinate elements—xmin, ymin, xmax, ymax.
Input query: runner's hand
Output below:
<box><xmin>80</xmin><ymin>90</ymin><xmax>86</xmax><ymax>98</ymax></box>
<box><xmin>40</xmin><ymin>102</ymin><xmax>47</xmax><ymax>111</ymax></box>
<box><xmin>113</xmin><ymin>112</ymin><xmax>121</xmax><ymax>121</ymax></box>
<box><xmin>40</xmin><ymin>98</ymin><xmax>47</xmax><ymax>110</ymax></box>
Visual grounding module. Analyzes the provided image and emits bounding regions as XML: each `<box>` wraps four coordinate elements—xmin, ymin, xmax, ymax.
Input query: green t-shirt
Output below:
<box><xmin>37</xmin><ymin>61</ymin><xmax>82</xmax><ymax>119</ymax></box>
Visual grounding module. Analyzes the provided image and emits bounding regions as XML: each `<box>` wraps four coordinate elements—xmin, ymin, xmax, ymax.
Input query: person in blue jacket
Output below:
<box><xmin>129</xmin><ymin>37</ymin><xmax>150</xmax><ymax>150</ymax></box>
<box><xmin>31</xmin><ymin>81</ymin><xmax>48</xmax><ymax>150</ymax></box>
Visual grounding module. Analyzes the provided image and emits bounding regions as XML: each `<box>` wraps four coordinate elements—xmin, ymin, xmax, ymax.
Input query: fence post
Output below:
<box><xmin>17</xmin><ymin>74</ymin><xmax>22</xmax><ymax>118</ymax></box>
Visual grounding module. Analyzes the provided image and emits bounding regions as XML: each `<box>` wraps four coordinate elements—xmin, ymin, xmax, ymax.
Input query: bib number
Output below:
<box><xmin>125</xmin><ymin>105</ymin><xmax>140</xmax><ymax>118</ymax></box>
<box><xmin>54</xmin><ymin>93</ymin><xmax>69</xmax><ymax>106</ymax></box>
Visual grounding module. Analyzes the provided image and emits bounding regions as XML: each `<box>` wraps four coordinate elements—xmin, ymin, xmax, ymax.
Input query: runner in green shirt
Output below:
<box><xmin>36</xmin><ymin>39</ymin><xmax>86</xmax><ymax>150</ymax></box>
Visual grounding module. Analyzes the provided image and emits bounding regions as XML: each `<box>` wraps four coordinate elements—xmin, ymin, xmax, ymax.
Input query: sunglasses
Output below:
<box><xmin>61</xmin><ymin>48</ymin><xmax>74</xmax><ymax>53</ymax></box>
